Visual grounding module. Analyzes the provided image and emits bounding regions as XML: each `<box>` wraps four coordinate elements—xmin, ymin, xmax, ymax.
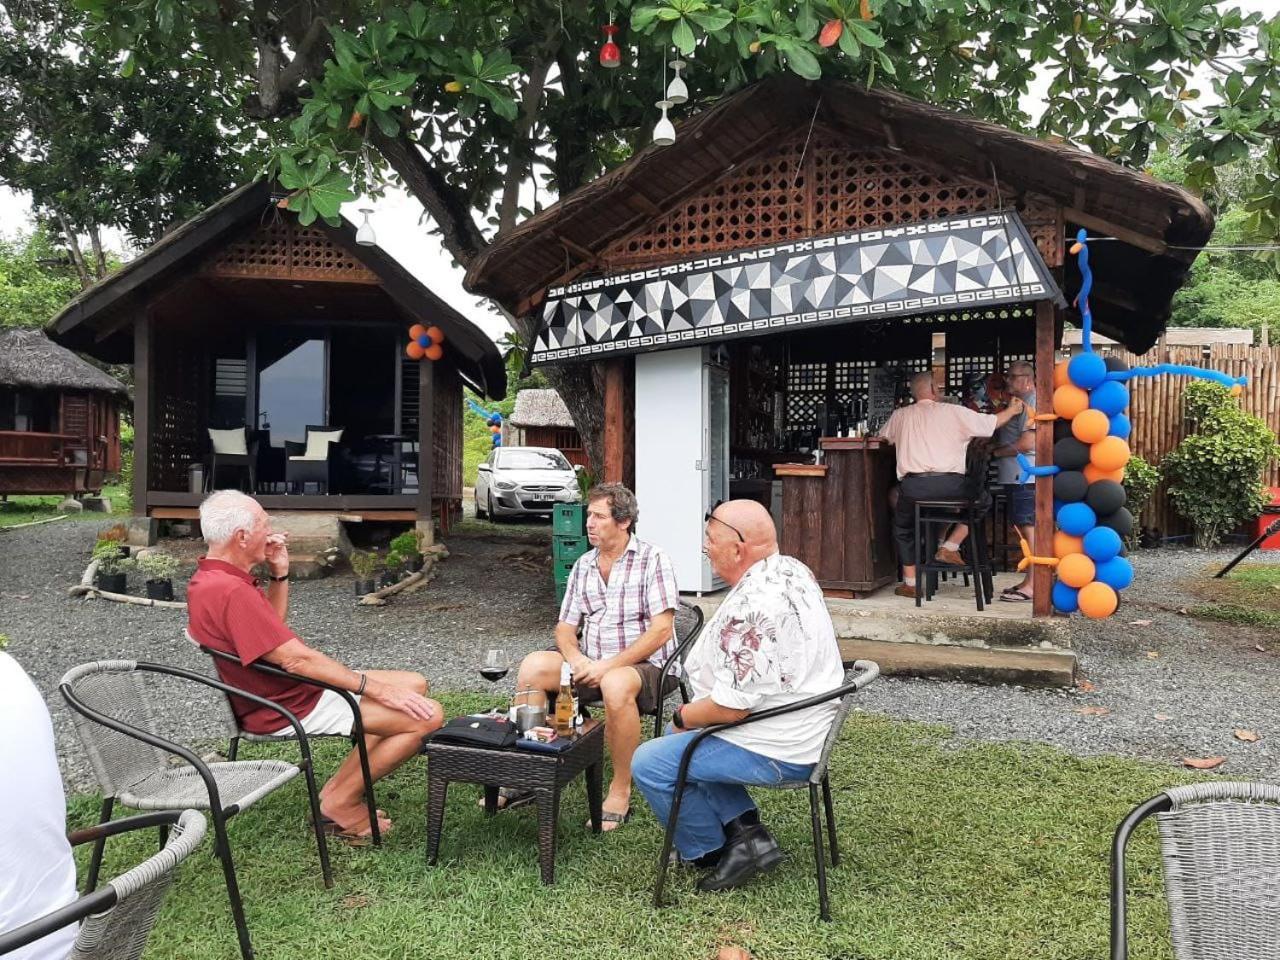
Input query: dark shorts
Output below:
<box><xmin>548</xmin><ymin>648</ymin><xmax>679</xmax><ymax>713</ymax></box>
<box><xmin>1006</xmin><ymin>483</ymin><xmax>1035</xmax><ymax>526</ymax></box>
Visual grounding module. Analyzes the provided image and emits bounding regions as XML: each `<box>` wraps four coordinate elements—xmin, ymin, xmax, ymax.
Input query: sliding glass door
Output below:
<box><xmin>257</xmin><ymin>329</ymin><xmax>328</xmax><ymax>446</ymax></box>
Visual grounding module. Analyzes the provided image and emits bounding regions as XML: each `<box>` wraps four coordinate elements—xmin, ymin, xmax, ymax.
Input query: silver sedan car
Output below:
<box><xmin>475</xmin><ymin>446</ymin><xmax>581</xmax><ymax>519</ymax></box>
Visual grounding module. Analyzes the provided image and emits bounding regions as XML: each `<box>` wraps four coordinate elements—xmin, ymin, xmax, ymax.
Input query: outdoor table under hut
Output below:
<box><xmin>47</xmin><ymin>180</ymin><xmax>505</xmax><ymax>543</ymax></box>
<box><xmin>465</xmin><ymin>76</ymin><xmax>1212</xmax><ymax>617</ymax></box>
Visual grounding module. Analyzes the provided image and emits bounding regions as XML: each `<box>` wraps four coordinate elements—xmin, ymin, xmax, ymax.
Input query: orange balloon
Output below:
<box><xmin>408</xmin><ymin>324</ymin><xmax>427</xmax><ymax>342</ymax></box>
<box><xmin>1053</xmin><ymin>531</ymin><xmax>1084</xmax><ymax>558</ymax></box>
<box><xmin>1057</xmin><ymin>553</ymin><xmax>1096</xmax><ymax>589</ymax></box>
<box><xmin>1078</xmin><ymin>581</ymin><xmax>1119</xmax><ymax>619</ymax></box>
<box><xmin>1053</xmin><ymin>359</ymin><xmax>1071</xmax><ymax>389</ymax></box>
<box><xmin>405</xmin><ymin>341</ymin><xmax>425</xmax><ymax>360</ymax></box>
<box><xmin>1072</xmin><ymin>409</ymin><xmax>1110</xmax><ymax>444</ymax></box>
<box><xmin>1083</xmin><ymin>464</ymin><xmax>1125</xmax><ymax>484</ymax></box>
<box><xmin>424</xmin><ymin>343</ymin><xmax>444</xmax><ymax>361</ymax></box>
<box><xmin>1053</xmin><ymin>384</ymin><xmax>1090</xmax><ymax>420</ymax></box>
<box><xmin>1091</xmin><ymin>435</ymin><xmax>1130</xmax><ymax>472</ymax></box>
<box><xmin>426</xmin><ymin>325</ymin><xmax>445</xmax><ymax>344</ymax></box>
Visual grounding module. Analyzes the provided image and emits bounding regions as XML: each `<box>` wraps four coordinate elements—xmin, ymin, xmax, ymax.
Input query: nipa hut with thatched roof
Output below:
<box><xmin>0</xmin><ymin>328</ymin><xmax>127</xmax><ymax>496</ymax></box>
<box><xmin>507</xmin><ymin>388</ymin><xmax>586</xmax><ymax>467</ymax></box>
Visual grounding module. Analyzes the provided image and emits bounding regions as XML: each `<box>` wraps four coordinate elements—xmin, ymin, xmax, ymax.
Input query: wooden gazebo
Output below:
<box><xmin>466</xmin><ymin>76</ymin><xmax>1212</xmax><ymax>613</ymax></box>
<box><xmin>49</xmin><ymin>181</ymin><xmax>505</xmax><ymax>538</ymax></box>
<box><xmin>0</xmin><ymin>329</ymin><xmax>126</xmax><ymax>498</ymax></box>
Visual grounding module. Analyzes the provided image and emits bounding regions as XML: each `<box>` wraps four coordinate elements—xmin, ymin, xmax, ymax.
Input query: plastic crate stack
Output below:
<box><xmin>552</xmin><ymin>503</ymin><xmax>589</xmax><ymax>604</ymax></box>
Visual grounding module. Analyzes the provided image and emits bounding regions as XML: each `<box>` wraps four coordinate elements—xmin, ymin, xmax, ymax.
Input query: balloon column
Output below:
<box><xmin>1016</xmin><ymin>229</ymin><xmax>1247</xmax><ymax>619</ymax></box>
<box><xmin>466</xmin><ymin>397</ymin><xmax>503</xmax><ymax>449</ymax></box>
<box><xmin>405</xmin><ymin>324</ymin><xmax>445</xmax><ymax>361</ymax></box>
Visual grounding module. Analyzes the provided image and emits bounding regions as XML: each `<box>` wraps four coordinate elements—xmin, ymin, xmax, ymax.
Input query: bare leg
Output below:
<box><xmin>597</xmin><ymin>666</ymin><xmax>643</xmax><ymax>830</ymax></box>
<box><xmin>479</xmin><ymin>651</ymin><xmax>564</xmax><ymax>809</ymax></box>
<box><xmin>321</xmin><ymin>670</ymin><xmax>423</xmax><ymax>804</ymax></box>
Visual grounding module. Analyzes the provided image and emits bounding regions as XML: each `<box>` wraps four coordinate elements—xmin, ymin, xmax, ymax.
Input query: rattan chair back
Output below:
<box><xmin>808</xmin><ymin>666</ymin><xmax>865</xmax><ymax>786</ymax></box>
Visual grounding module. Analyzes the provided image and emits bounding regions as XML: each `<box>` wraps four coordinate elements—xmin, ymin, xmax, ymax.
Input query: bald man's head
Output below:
<box><xmin>909</xmin><ymin>371</ymin><xmax>937</xmax><ymax>401</ymax></box>
<box><xmin>703</xmin><ymin>498</ymin><xmax>779</xmax><ymax>585</ymax></box>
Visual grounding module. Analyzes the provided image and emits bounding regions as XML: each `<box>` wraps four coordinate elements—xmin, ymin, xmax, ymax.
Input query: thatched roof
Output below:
<box><xmin>466</xmin><ymin>76</ymin><xmax>1213</xmax><ymax>354</ymax></box>
<box><xmin>510</xmin><ymin>388</ymin><xmax>574</xmax><ymax>428</ymax></box>
<box><xmin>0</xmin><ymin>328</ymin><xmax>126</xmax><ymax>396</ymax></box>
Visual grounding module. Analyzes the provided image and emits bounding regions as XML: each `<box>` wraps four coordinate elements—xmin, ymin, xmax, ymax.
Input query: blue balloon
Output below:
<box><xmin>1094</xmin><ymin>555</ymin><xmax>1134</xmax><ymax>591</ymax></box>
<box><xmin>1052</xmin><ymin>581</ymin><xmax>1080</xmax><ymax>613</ymax></box>
<box><xmin>1053</xmin><ymin>498</ymin><xmax>1064</xmax><ymax>515</ymax></box>
<box><xmin>1108</xmin><ymin>412</ymin><xmax>1131</xmax><ymax>439</ymax></box>
<box><xmin>1057</xmin><ymin>501</ymin><xmax>1097</xmax><ymax>537</ymax></box>
<box><xmin>1089</xmin><ymin>380</ymin><xmax>1129</xmax><ymax>416</ymax></box>
<box><xmin>1068</xmin><ymin>353</ymin><xmax>1108</xmax><ymax>390</ymax></box>
<box><xmin>417</xmin><ymin>334</ymin><xmax>432</xmax><ymax>347</ymax></box>
<box><xmin>1082</xmin><ymin>526</ymin><xmax>1123</xmax><ymax>563</ymax></box>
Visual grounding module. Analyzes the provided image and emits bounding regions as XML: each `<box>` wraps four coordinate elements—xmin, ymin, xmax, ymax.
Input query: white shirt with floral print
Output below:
<box><xmin>684</xmin><ymin>552</ymin><xmax>845</xmax><ymax>765</ymax></box>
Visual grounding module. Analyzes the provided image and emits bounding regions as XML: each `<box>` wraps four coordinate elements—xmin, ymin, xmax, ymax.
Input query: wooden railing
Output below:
<box><xmin>0</xmin><ymin>431</ymin><xmax>76</xmax><ymax>466</ymax></box>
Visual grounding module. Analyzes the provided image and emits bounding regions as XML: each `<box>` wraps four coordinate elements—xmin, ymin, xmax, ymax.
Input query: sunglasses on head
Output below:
<box><xmin>704</xmin><ymin>500</ymin><xmax>745</xmax><ymax>543</ymax></box>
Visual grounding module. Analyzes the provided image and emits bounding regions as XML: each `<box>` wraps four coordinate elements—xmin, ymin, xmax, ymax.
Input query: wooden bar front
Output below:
<box><xmin>777</xmin><ymin>437</ymin><xmax>898</xmax><ymax>597</ymax></box>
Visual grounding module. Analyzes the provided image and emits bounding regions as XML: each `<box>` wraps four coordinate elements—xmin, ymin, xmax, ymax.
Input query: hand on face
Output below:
<box><xmin>264</xmin><ymin>531</ymin><xmax>290</xmax><ymax>577</ymax></box>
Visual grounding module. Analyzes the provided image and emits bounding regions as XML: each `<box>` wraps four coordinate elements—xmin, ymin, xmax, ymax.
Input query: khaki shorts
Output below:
<box><xmin>550</xmin><ymin>650</ymin><xmax>679</xmax><ymax>714</ymax></box>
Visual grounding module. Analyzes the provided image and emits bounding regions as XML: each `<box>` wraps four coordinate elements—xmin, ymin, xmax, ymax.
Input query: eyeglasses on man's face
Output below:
<box><xmin>704</xmin><ymin>500</ymin><xmax>745</xmax><ymax>543</ymax></box>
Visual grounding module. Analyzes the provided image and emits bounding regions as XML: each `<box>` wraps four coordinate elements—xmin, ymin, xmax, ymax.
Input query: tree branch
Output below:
<box><xmin>277</xmin><ymin>13</ymin><xmax>330</xmax><ymax>92</ymax></box>
<box><xmin>369</xmin><ymin>128</ymin><xmax>489</xmax><ymax>266</ymax></box>
<box><xmin>54</xmin><ymin>210</ymin><xmax>92</xmax><ymax>288</ymax></box>
<box><xmin>498</xmin><ymin>52</ymin><xmax>555</xmax><ymax>233</ymax></box>
<box><xmin>88</xmin><ymin>224</ymin><xmax>107</xmax><ymax>278</ymax></box>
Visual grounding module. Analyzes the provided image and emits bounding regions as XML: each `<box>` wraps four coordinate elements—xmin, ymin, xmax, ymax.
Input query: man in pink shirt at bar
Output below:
<box><xmin>879</xmin><ymin>372</ymin><xmax>1024</xmax><ymax>598</ymax></box>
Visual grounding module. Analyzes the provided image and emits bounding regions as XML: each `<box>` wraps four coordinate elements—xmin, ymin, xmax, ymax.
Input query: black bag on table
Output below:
<box><xmin>427</xmin><ymin>714</ymin><xmax>518</xmax><ymax>749</ymax></box>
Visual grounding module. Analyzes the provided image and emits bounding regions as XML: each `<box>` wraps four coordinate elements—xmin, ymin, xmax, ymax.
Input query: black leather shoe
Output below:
<box><xmin>696</xmin><ymin>824</ymin><xmax>783</xmax><ymax>893</ymax></box>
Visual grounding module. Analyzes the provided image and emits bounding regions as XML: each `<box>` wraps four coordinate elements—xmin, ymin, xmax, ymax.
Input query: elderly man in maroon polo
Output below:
<box><xmin>188</xmin><ymin>490</ymin><xmax>442</xmax><ymax>842</ymax></box>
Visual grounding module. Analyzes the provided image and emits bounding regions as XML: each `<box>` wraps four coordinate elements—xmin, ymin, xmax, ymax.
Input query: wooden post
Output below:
<box><xmin>132</xmin><ymin>315</ymin><xmax>151</xmax><ymax>516</ymax></box>
<box><xmin>1032</xmin><ymin>300</ymin><xmax>1056</xmax><ymax>617</ymax></box>
<box><xmin>603</xmin><ymin>358</ymin><xmax>628</xmax><ymax>484</ymax></box>
<box><xmin>416</xmin><ymin>358</ymin><xmax>435</xmax><ymax>546</ymax></box>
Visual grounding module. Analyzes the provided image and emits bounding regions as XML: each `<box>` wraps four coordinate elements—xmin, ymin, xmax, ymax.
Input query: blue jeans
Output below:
<box><xmin>632</xmin><ymin>729</ymin><xmax>814</xmax><ymax>860</ymax></box>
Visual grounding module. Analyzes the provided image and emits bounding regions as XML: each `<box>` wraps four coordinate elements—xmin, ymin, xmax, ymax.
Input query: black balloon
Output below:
<box><xmin>1054</xmin><ymin>470</ymin><xmax>1089</xmax><ymax>503</ymax></box>
<box><xmin>1104</xmin><ymin>356</ymin><xmax>1130</xmax><ymax>373</ymax></box>
<box><xmin>1097</xmin><ymin>506</ymin><xmax>1134</xmax><ymax>537</ymax></box>
<box><xmin>1085</xmin><ymin>479</ymin><xmax>1127</xmax><ymax>515</ymax></box>
<box><xmin>1054</xmin><ymin>437</ymin><xmax>1091</xmax><ymax>471</ymax></box>
<box><xmin>1053</xmin><ymin>419</ymin><xmax>1074</xmax><ymax>442</ymax></box>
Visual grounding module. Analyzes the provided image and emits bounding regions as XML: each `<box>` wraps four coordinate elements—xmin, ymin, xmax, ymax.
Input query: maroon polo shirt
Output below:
<box><xmin>187</xmin><ymin>558</ymin><xmax>322</xmax><ymax>734</ymax></box>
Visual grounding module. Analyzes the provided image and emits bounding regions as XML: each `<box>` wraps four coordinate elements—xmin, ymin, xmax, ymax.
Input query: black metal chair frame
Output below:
<box><xmin>284</xmin><ymin>425</ymin><xmax>342</xmax><ymax>494</ymax></box>
<box><xmin>652</xmin><ymin>660</ymin><xmax>880</xmax><ymax>922</ymax></box>
<box><xmin>201</xmin><ymin>644</ymin><xmax>382</xmax><ymax>846</ymax></box>
<box><xmin>1109</xmin><ymin>790</ymin><xmax>1173</xmax><ymax>960</ymax></box>
<box><xmin>0</xmin><ymin>811</ymin><xmax>197</xmax><ymax>958</ymax></box>
<box><xmin>207</xmin><ymin>427</ymin><xmax>259</xmax><ymax>493</ymax></box>
<box><xmin>60</xmin><ymin>661</ymin><xmax>332</xmax><ymax>960</ymax></box>
<box><xmin>579</xmin><ymin>600</ymin><xmax>705</xmax><ymax>739</ymax></box>
<box><xmin>914</xmin><ymin>498</ymin><xmax>995</xmax><ymax>610</ymax></box>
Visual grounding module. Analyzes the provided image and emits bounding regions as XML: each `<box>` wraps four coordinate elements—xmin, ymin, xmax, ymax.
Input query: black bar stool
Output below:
<box><xmin>913</xmin><ymin>498</ymin><xmax>995</xmax><ymax>611</ymax></box>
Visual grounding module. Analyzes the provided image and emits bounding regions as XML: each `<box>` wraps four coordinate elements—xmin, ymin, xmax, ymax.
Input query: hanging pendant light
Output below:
<box><xmin>598</xmin><ymin>17</ymin><xmax>622</xmax><ymax>68</ymax></box>
<box><xmin>666</xmin><ymin>59</ymin><xmax>688</xmax><ymax>105</ymax></box>
<box><xmin>355</xmin><ymin>207</ymin><xmax>376</xmax><ymax>246</ymax></box>
<box><xmin>652</xmin><ymin>99</ymin><xmax>676</xmax><ymax>146</ymax></box>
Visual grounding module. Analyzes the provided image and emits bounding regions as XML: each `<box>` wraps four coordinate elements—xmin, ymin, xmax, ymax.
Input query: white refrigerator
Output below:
<box><xmin>635</xmin><ymin>345</ymin><xmax>729</xmax><ymax>594</ymax></box>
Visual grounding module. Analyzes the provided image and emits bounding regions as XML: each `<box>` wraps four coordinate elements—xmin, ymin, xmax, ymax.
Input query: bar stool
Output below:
<box><xmin>913</xmin><ymin>498</ymin><xmax>995</xmax><ymax>611</ymax></box>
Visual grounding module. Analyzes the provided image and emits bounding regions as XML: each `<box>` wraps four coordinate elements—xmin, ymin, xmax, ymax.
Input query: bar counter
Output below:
<box><xmin>776</xmin><ymin>436</ymin><xmax>898</xmax><ymax>597</ymax></box>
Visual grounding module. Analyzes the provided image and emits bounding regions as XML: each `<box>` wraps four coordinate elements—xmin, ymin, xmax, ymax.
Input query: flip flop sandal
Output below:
<box><xmin>999</xmin><ymin>589</ymin><xmax>1033</xmax><ymax>602</ymax></box>
<box><xmin>319</xmin><ymin>817</ymin><xmax>390</xmax><ymax>847</ymax></box>
<box><xmin>593</xmin><ymin>809</ymin><xmax>632</xmax><ymax>830</ymax></box>
<box><xmin>478</xmin><ymin>788</ymin><xmax>535</xmax><ymax>812</ymax></box>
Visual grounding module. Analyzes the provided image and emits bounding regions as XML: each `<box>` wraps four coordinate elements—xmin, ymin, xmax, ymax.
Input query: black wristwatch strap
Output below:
<box><xmin>672</xmin><ymin>705</ymin><xmax>686</xmax><ymax>730</ymax></box>
<box><xmin>268</xmin><ymin>573</ymin><xmax>289</xmax><ymax>582</ymax></box>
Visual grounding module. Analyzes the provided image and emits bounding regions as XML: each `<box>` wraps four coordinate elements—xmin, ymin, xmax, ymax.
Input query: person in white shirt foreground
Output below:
<box><xmin>0</xmin><ymin>650</ymin><xmax>77</xmax><ymax>960</ymax></box>
<box><xmin>631</xmin><ymin>499</ymin><xmax>844</xmax><ymax>893</ymax></box>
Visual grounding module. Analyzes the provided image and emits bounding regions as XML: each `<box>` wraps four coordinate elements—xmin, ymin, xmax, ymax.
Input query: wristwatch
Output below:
<box><xmin>268</xmin><ymin>573</ymin><xmax>289</xmax><ymax>582</ymax></box>
<box><xmin>671</xmin><ymin>705</ymin><xmax>687</xmax><ymax>730</ymax></box>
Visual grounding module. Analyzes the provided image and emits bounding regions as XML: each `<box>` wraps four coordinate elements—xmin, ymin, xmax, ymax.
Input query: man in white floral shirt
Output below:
<box><xmin>632</xmin><ymin>499</ymin><xmax>844</xmax><ymax>894</ymax></box>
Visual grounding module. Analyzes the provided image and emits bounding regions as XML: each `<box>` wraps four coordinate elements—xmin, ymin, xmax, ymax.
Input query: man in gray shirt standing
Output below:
<box><xmin>993</xmin><ymin>361</ymin><xmax>1037</xmax><ymax>602</ymax></box>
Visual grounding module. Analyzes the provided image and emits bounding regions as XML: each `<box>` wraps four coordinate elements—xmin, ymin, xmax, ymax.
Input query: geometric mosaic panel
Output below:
<box><xmin>531</xmin><ymin>211</ymin><xmax>1064</xmax><ymax>365</ymax></box>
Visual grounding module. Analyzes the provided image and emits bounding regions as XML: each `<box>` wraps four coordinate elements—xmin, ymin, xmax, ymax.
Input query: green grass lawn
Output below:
<box><xmin>0</xmin><ymin>483</ymin><xmax>130</xmax><ymax>528</ymax></box>
<box><xmin>1188</xmin><ymin>562</ymin><xmax>1280</xmax><ymax>628</ymax></box>
<box><xmin>70</xmin><ymin>701</ymin><xmax>1193</xmax><ymax>960</ymax></box>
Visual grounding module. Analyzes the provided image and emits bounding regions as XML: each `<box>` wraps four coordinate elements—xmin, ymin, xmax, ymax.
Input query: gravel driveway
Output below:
<box><xmin>3</xmin><ymin>515</ymin><xmax>1278</xmax><ymax>790</ymax></box>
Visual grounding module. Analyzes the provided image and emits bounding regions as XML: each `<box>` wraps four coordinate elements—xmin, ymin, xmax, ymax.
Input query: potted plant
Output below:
<box><xmin>350</xmin><ymin>549</ymin><xmax>377</xmax><ymax>596</ymax></box>
<box><xmin>136</xmin><ymin>551</ymin><xmax>180</xmax><ymax>601</ymax></box>
<box><xmin>93</xmin><ymin>540</ymin><xmax>134</xmax><ymax>593</ymax></box>
<box><xmin>96</xmin><ymin>523</ymin><xmax>129</xmax><ymax>561</ymax></box>
<box><xmin>384</xmin><ymin>552</ymin><xmax>405</xmax><ymax>584</ymax></box>
<box><xmin>391</xmin><ymin>530</ymin><xmax>423</xmax><ymax>572</ymax></box>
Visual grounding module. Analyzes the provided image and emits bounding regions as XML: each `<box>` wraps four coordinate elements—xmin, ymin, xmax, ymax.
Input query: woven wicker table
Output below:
<box><xmin>424</xmin><ymin>717</ymin><xmax>605</xmax><ymax>884</ymax></box>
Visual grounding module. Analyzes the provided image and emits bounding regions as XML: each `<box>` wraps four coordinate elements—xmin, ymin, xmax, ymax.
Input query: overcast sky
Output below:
<box><xmin>2</xmin><ymin>1</ymin><xmax>1270</xmax><ymax>345</ymax></box>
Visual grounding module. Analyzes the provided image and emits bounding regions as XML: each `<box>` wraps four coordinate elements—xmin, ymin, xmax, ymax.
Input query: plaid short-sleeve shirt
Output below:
<box><xmin>558</xmin><ymin>535</ymin><xmax>679</xmax><ymax>666</ymax></box>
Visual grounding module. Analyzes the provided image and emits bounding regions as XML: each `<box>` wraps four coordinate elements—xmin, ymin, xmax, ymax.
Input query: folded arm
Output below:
<box><xmin>262</xmin><ymin>638</ymin><xmax>435</xmax><ymax>722</ymax></box>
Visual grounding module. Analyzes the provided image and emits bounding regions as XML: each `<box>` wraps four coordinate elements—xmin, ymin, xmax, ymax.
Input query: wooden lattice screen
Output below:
<box><xmin>149</xmin><ymin>325</ymin><xmax>205</xmax><ymax>491</ymax></box>
<box><xmin>202</xmin><ymin>220</ymin><xmax>378</xmax><ymax>283</ymax></box>
<box><xmin>432</xmin><ymin>363</ymin><xmax>463</xmax><ymax>501</ymax></box>
<box><xmin>600</xmin><ymin>126</ymin><xmax>1062</xmax><ymax>273</ymax></box>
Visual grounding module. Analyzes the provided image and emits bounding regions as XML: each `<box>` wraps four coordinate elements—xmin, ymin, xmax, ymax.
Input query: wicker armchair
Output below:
<box><xmin>195</xmin><ymin>634</ymin><xmax>382</xmax><ymax>845</ymax></box>
<box><xmin>652</xmin><ymin>659</ymin><xmax>881</xmax><ymax>922</ymax></box>
<box><xmin>1111</xmin><ymin>781</ymin><xmax>1280</xmax><ymax>960</ymax></box>
<box><xmin>0</xmin><ymin>810</ymin><xmax>205</xmax><ymax>960</ymax></box>
<box><xmin>580</xmin><ymin>600</ymin><xmax>705</xmax><ymax>738</ymax></box>
<box><xmin>59</xmin><ymin>660</ymin><xmax>333</xmax><ymax>960</ymax></box>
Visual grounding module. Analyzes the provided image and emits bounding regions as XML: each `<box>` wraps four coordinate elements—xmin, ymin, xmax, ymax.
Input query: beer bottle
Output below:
<box><xmin>554</xmin><ymin>661</ymin><xmax>575</xmax><ymax>737</ymax></box>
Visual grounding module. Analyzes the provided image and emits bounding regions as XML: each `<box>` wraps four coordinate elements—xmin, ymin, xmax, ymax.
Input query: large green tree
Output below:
<box><xmin>0</xmin><ymin>0</ymin><xmax>256</xmax><ymax>287</ymax></box>
<box><xmin>0</xmin><ymin>228</ymin><xmax>82</xmax><ymax>328</ymax></box>
<box><xmin>72</xmin><ymin>0</ymin><xmax>1280</xmax><ymax>470</ymax></box>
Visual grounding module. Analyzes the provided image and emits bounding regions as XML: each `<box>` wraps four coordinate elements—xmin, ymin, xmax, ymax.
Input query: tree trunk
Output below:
<box><xmin>542</xmin><ymin>362</ymin><xmax>606</xmax><ymax>477</ymax></box>
<box><xmin>88</xmin><ymin>225</ymin><xmax>108</xmax><ymax>278</ymax></box>
<box><xmin>54</xmin><ymin>211</ymin><xmax>92</xmax><ymax>288</ymax></box>
<box><xmin>497</xmin><ymin>54</ymin><xmax>554</xmax><ymax>232</ymax></box>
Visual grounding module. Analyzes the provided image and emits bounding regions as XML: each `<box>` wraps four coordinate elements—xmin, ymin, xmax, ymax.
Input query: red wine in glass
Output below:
<box><xmin>480</xmin><ymin>649</ymin><xmax>509</xmax><ymax>683</ymax></box>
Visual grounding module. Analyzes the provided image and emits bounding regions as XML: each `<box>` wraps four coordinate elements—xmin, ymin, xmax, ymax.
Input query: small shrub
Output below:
<box><xmin>136</xmin><ymin>551</ymin><xmax>180</xmax><ymax>582</ymax></box>
<box><xmin>1122</xmin><ymin>454</ymin><xmax>1160</xmax><ymax>539</ymax></box>
<box><xmin>92</xmin><ymin>539</ymin><xmax>134</xmax><ymax>576</ymax></box>
<box><xmin>1163</xmin><ymin>382</ymin><xmax>1280</xmax><ymax>547</ymax></box>
<box><xmin>390</xmin><ymin>531</ymin><xmax>420</xmax><ymax>557</ymax></box>
<box><xmin>350</xmin><ymin>549</ymin><xmax>377</xmax><ymax>579</ymax></box>
<box><xmin>385</xmin><ymin>552</ymin><xmax>405</xmax><ymax>575</ymax></box>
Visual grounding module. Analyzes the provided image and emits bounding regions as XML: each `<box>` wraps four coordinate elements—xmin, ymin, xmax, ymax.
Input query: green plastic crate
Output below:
<box><xmin>553</xmin><ymin>503</ymin><xmax>586</xmax><ymax>536</ymax></box>
<box><xmin>553</xmin><ymin>556</ymin><xmax>578</xmax><ymax>584</ymax></box>
<box><xmin>552</xmin><ymin>534</ymin><xmax>590</xmax><ymax>562</ymax></box>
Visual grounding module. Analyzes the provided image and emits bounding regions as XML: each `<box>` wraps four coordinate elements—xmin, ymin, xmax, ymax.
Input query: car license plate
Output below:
<box><xmin>532</xmin><ymin>494</ymin><xmax>552</xmax><ymax>502</ymax></box>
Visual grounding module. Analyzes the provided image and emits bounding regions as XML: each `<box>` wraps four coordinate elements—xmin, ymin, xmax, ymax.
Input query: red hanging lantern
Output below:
<box><xmin>599</xmin><ymin>21</ymin><xmax>622</xmax><ymax>68</ymax></box>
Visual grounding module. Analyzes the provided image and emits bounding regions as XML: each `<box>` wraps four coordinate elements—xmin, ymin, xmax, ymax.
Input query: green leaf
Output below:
<box><xmin>672</xmin><ymin>18</ymin><xmax>697</xmax><ymax>55</ymax></box>
<box><xmin>372</xmin><ymin>107</ymin><xmax>401</xmax><ymax>137</ymax></box>
<box><xmin>785</xmin><ymin>45</ymin><xmax>822</xmax><ymax>80</ymax></box>
<box><xmin>632</xmin><ymin>6</ymin><xmax>662</xmax><ymax>31</ymax></box>
<box><xmin>119</xmin><ymin>52</ymin><xmax>136</xmax><ymax>78</ymax></box>
<box><xmin>491</xmin><ymin>95</ymin><xmax>518</xmax><ymax>121</ymax></box>
<box><xmin>688</xmin><ymin>10</ymin><xmax>733</xmax><ymax>32</ymax></box>
<box><xmin>796</xmin><ymin>4</ymin><xmax>819</xmax><ymax>39</ymax></box>
<box><xmin>308</xmin><ymin>170</ymin><xmax>355</xmax><ymax>219</ymax></box>
<box><xmin>277</xmin><ymin>154</ymin><xmax>304</xmax><ymax>190</ymax></box>
<box><xmin>875</xmin><ymin>49</ymin><xmax>897</xmax><ymax>75</ymax></box>
<box><xmin>837</xmin><ymin>26</ymin><xmax>861</xmax><ymax>59</ymax></box>
<box><xmin>848</xmin><ymin>19</ymin><xmax>885</xmax><ymax>48</ymax></box>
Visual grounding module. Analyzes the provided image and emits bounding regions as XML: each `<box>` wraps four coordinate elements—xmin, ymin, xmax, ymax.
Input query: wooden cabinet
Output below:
<box><xmin>777</xmin><ymin>437</ymin><xmax>897</xmax><ymax>596</ymax></box>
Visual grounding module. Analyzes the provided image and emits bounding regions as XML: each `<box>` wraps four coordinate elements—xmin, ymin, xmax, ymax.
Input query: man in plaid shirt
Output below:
<box><xmin>506</xmin><ymin>483</ymin><xmax>678</xmax><ymax>829</ymax></box>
